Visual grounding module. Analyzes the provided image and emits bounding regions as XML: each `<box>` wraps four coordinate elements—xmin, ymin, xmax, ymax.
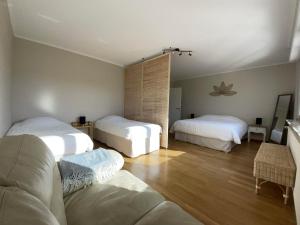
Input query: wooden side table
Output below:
<box><xmin>248</xmin><ymin>125</ymin><xmax>266</xmax><ymax>142</ymax></box>
<box><xmin>71</xmin><ymin>121</ymin><xmax>94</xmax><ymax>139</ymax></box>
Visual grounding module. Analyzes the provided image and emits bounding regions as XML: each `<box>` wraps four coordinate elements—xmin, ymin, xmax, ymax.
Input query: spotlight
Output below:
<box><xmin>161</xmin><ymin>47</ymin><xmax>192</xmax><ymax>57</ymax></box>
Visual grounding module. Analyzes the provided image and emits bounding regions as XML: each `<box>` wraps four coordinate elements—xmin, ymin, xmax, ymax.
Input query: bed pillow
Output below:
<box><xmin>0</xmin><ymin>186</ymin><xmax>60</xmax><ymax>225</ymax></box>
<box><xmin>59</xmin><ymin>148</ymin><xmax>124</xmax><ymax>196</ymax></box>
<box><xmin>17</xmin><ymin>116</ymin><xmax>62</xmax><ymax>128</ymax></box>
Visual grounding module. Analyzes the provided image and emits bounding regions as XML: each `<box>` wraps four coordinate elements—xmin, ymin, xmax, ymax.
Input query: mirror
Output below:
<box><xmin>269</xmin><ymin>94</ymin><xmax>293</xmax><ymax>144</ymax></box>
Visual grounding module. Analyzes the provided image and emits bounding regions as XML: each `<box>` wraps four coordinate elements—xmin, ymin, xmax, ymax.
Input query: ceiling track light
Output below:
<box><xmin>140</xmin><ymin>47</ymin><xmax>192</xmax><ymax>63</ymax></box>
<box><xmin>162</xmin><ymin>47</ymin><xmax>193</xmax><ymax>57</ymax></box>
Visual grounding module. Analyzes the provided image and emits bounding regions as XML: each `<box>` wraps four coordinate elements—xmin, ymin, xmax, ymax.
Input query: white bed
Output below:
<box><xmin>6</xmin><ymin>117</ymin><xmax>94</xmax><ymax>160</ymax></box>
<box><xmin>170</xmin><ymin>115</ymin><xmax>248</xmax><ymax>152</ymax></box>
<box><xmin>94</xmin><ymin>115</ymin><xmax>162</xmax><ymax>157</ymax></box>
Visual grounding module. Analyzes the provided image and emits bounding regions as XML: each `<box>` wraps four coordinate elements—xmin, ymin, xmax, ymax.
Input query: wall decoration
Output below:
<box><xmin>210</xmin><ymin>81</ymin><xmax>237</xmax><ymax>96</ymax></box>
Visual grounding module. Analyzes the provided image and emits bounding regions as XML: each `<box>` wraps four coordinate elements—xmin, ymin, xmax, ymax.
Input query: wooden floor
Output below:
<box><xmin>95</xmin><ymin>138</ymin><xmax>296</xmax><ymax>225</ymax></box>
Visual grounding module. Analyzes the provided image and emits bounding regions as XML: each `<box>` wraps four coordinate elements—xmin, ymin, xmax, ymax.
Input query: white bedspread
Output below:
<box><xmin>170</xmin><ymin>115</ymin><xmax>248</xmax><ymax>144</ymax></box>
<box><xmin>6</xmin><ymin>117</ymin><xmax>94</xmax><ymax>160</ymax></box>
<box><xmin>95</xmin><ymin>115</ymin><xmax>162</xmax><ymax>139</ymax></box>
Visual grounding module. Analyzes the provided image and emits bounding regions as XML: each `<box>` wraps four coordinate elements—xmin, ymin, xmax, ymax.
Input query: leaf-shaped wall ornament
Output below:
<box><xmin>210</xmin><ymin>81</ymin><xmax>237</xmax><ymax>96</ymax></box>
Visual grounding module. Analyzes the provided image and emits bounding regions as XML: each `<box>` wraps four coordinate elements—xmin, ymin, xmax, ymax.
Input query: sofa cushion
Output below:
<box><xmin>0</xmin><ymin>135</ymin><xmax>67</xmax><ymax>225</ymax></box>
<box><xmin>134</xmin><ymin>201</ymin><xmax>202</xmax><ymax>225</ymax></box>
<box><xmin>64</xmin><ymin>170</ymin><xmax>165</xmax><ymax>225</ymax></box>
<box><xmin>0</xmin><ymin>186</ymin><xmax>60</xmax><ymax>225</ymax></box>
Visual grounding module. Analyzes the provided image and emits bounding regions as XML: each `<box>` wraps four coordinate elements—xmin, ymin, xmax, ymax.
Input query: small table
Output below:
<box><xmin>248</xmin><ymin>125</ymin><xmax>266</xmax><ymax>142</ymax></box>
<box><xmin>71</xmin><ymin>121</ymin><xmax>94</xmax><ymax>139</ymax></box>
<box><xmin>254</xmin><ymin>143</ymin><xmax>296</xmax><ymax>204</ymax></box>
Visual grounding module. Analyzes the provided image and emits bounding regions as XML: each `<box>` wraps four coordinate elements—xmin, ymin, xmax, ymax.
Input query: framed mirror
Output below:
<box><xmin>269</xmin><ymin>94</ymin><xmax>293</xmax><ymax>144</ymax></box>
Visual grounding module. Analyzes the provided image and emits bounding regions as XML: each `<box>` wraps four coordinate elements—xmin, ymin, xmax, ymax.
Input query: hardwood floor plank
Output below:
<box><xmin>95</xmin><ymin>138</ymin><xmax>296</xmax><ymax>225</ymax></box>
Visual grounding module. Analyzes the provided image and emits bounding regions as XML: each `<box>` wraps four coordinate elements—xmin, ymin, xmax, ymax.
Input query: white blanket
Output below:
<box><xmin>170</xmin><ymin>115</ymin><xmax>248</xmax><ymax>144</ymax></box>
<box><xmin>95</xmin><ymin>115</ymin><xmax>162</xmax><ymax>139</ymax></box>
<box><xmin>6</xmin><ymin>117</ymin><xmax>94</xmax><ymax>160</ymax></box>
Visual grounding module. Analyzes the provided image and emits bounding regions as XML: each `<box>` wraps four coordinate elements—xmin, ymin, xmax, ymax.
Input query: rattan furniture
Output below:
<box><xmin>253</xmin><ymin>143</ymin><xmax>296</xmax><ymax>204</ymax></box>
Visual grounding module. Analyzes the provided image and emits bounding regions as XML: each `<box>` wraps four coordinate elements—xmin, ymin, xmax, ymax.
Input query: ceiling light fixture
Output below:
<box><xmin>162</xmin><ymin>47</ymin><xmax>193</xmax><ymax>57</ymax></box>
<box><xmin>140</xmin><ymin>47</ymin><xmax>192</xmax><ymax>63</ymax></box>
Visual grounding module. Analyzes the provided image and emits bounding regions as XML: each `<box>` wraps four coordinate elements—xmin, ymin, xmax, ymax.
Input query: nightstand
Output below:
<box><xmin>248</xmin><ymin>125</ymin><xmax>266</xmax><ymax>142</ymax></box>
<box><xmin>71</xmin><ymin>121</ymin><xmax>94</xmax><ymax>139</ymax></box>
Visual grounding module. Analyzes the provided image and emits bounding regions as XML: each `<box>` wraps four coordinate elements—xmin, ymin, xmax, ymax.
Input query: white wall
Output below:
<box><xmin>12</xmin><ymin>38</ymin><xmax>124</xmax><ymax>123</ymax></box>
<box><xmin>295</xmin><ymin>61</ymin><xmax>300</xmax><ymax>119</ymax></box>
<box><xmin>0</xmin><ymin>0</ymin><xmax>13</xmax><ymax>136</ymax></box>
<box><xmin>173</xmin><ymin>63</ymin><xmax>296</xmax><ymax>131</ymax></box>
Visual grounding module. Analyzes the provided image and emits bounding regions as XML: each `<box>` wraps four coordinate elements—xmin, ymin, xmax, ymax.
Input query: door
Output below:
<box><xmin>169</xmin><ymin>87</ymin><xmax>182</xmax><ymax>127</ymax></box>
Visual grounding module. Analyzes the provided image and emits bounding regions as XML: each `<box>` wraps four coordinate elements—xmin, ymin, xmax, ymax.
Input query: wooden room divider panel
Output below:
<box><xmin>124</xmin><ymin>54</ymin><xmax>171</xmax><ymax>148</ymax></box>
<box><xmin>142</xmin><ymin>54</ymin><xmax>170</xmax><ymax>148</ymax></box>
<box><xmin>124</xmin><ymin>63</ymin><xmax>143</xmax><ymax>120</ymax></box>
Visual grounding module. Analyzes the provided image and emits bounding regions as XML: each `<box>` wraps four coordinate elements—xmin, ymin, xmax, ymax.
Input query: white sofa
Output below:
<box><xmin>0</xmin><ymin>135</ymin><xmax>203</xmax><ymax>225</ymax></box>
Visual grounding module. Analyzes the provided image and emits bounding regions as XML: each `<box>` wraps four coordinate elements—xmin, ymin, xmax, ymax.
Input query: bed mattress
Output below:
<box><xmin>6</xmin><ymin>117</ymin><xmax>94</xmax><ymax>160</ymax></box>
<box><xmin>94</xmin><ymin>115</ymin><xmax>161</xmax><ymax>157</ymax></box>
<box><xmin>95</xmin><ymin>115</ymin><xmax>161</xmax><ymax>139</ymax></box>
<box><xmin>171</xmin><ymin>115</ymin><xmax>247</xmax><ymax>144</ymax></box>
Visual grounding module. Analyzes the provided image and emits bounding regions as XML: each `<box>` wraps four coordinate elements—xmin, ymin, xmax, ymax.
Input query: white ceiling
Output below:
<box><xmin>7</xmin><ymin>0</ymin><xmax>299</xmax><ymax>80</ymax></box>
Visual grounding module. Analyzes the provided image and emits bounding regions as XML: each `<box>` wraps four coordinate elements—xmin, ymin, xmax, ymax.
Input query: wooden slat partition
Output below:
<box><xmin>124</xmin><ymin>54</ymin><xmax>171</xmax><ymax>148</ymax></box>
<box><xmin>124</xmin><ymin>63</ymin><xmax>143</xmax><ymax>120</ymax></box>
<box><xmin>142</xmin><ymin>54</ymin><xmax>170</xmax><ymax>148</ymax></box>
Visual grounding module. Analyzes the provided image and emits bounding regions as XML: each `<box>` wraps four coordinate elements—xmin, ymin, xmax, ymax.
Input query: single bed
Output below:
<box><xmin>170</xmin><ymin>115</ymin><xmax>248</xmax><ymax>152</ymax></box>
<box><xmin>6</xmin><ymin>117</ymin><xmax>94</xmax><ymax>160</ymax></box>
<box><xmin>94</xmin><ymin>115</ymin><xmax>162</xmax><ymax>157</ymax></box>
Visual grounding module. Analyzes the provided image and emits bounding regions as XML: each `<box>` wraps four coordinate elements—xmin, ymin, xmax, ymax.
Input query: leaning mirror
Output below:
<box><xmin>269</xmin><ymin>94</ymin><xmax>293</xmax><ymax>144</ymax></box>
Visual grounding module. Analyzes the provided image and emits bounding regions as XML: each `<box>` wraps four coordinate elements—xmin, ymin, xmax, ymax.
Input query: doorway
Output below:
<box><xmin>169</xmin><ymin>87</ymin><xmax>182</xmax><ymax>127</ymax></box>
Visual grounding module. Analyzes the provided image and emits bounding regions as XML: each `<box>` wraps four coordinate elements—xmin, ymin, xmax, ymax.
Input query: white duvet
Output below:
<box><xmin>170</xmin><ymin>115</ymin><xmax>248</xmax><ymax>144</ymax></box>
<box><xmin>95</xmin><ymin>115</ymin><xmax>162</xmax><ymax>139</ymax></box>
<box><xmin>6</xmin><ymin>117</ymin><xmax>94</xmax><ymax>160</ymax></box>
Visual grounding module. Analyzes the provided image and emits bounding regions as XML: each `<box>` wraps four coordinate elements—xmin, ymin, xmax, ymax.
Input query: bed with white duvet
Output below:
<box><xmin>6</xmin><ymin>117</ymin><xmax>94</xmax><ymax>160</ymax></box>
<box><xmin>170</xmin><ymin>115</ymin><xmax>248</xmax><ymax>152</ymax></box>
<box><xmin>94</xmin><ymin>115</ymin><xmax>162</xmax><ymax>157</ymax></box>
